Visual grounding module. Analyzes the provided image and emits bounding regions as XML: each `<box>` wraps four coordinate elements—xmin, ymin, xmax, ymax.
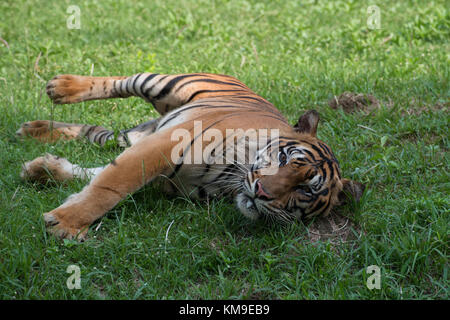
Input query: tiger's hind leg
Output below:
<box><xmin>19</xmin><ymin>118</ymin><xmax>161</xmax><ymax>183</ymax></box>
<box><xmin>46</xmin><ymin>73</ymin><xmax>253</xmax><ymax>115</ymax></box>
<box><xmin>16</xmin><ymin>118</ymin><xmax>160</xmax><ymax>147</ymax></box>
<box><xmin>16</xmin><ymin>120</ymin><xmax>111</xmax><ymax>144</ymax></box>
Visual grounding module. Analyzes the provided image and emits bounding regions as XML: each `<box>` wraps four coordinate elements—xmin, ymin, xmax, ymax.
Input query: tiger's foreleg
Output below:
<box><xmin>42</xmin><ymin>128</ymin><xmax>179</xmax><ymax>240</ymax></box>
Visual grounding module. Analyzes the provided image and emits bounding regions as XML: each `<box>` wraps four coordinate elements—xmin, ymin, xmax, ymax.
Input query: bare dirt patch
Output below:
<box><xmin>329</xmin><ymin>92</ymin><xmax>380</xmax><ymax>114</ymax></box>
<box><xmin>402</xmin><ymin>100</ymin><xmax>449</xmax><ymax>116</ymax></box>
<box><xmin>305</xmin><ymin>212</ymin><xmax>360</xmax><ymax>243</ymax></box>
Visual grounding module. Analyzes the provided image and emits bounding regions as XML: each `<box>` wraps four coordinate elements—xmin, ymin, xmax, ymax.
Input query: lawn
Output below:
<box><xmin>0</xmin><ymin>0</ymin><xmax>448</xmax><ymax>299</ymax></box>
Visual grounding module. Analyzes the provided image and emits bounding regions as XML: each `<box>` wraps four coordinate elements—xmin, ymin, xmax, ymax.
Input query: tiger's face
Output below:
<box><xmin>235</xmin><ymin>110</ymin><xmax>364</xmax><ymax>222</ymax></box>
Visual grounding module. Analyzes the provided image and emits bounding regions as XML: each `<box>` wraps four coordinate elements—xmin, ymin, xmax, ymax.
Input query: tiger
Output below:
<box><xmin>17</xmin><ymin>72</ymin><xmax>365</xmax><ymax>241</ymax></box>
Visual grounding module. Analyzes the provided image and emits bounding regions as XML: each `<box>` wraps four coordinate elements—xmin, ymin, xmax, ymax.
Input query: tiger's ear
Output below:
<box><xmin>294</xmin><ymin>110</ymin><xmax>320</xmax><ymax>137</ymax></box>
<box><xmin>337</xmin><ymin>178</ymin><xmax>366</xmax><ymax>205</ymax></box>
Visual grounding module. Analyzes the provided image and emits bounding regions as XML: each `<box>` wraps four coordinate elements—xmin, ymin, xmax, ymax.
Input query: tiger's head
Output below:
<box><xmin>236</xmin><ymin>110</ymin><xmax>365</xmax><ymax>222</ymax></box>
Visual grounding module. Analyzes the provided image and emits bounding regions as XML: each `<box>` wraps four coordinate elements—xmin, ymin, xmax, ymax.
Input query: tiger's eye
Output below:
<box><xmin>279</xmin><ymin>152</ymin><xmax>287</xmax><ymax>164</ymax></box>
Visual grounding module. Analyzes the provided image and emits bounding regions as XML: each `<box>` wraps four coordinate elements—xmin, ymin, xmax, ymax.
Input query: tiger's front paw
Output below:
<box><xmin>44</xmin><ymin>210</ymin><xmax>89</xmax><ymax>241</ymax></box>
<box><xmin>46</xmin><ymin>74</ymin><xmax>91</xmax><ymax>104</ymax></box>
<box><xmin>21</xmin><ymin>153</ymin><xmax>74</xmax><ymax>183</ymax></box>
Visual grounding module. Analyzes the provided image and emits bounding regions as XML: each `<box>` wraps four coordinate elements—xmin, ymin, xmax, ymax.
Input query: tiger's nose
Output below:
<box><xmin>256</xmin><ymin>180</ymin><xmax>273</xmax><ymax>200</ymax></box>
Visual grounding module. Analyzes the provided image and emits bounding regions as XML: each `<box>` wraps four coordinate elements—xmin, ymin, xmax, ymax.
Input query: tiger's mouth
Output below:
<box><xmin>235</xmin><ymin>172</ymin><xmax>300</xmax><ymax>223</ymax></box>
<box><xmin>235</xmin><ymin>175</ymin><xmax>271</xmax><ymax>220</ymax></box>
<box><xmin>235</xmin><ymin>193</ymin><xmax>261</xmax><ymax>220</ymax></box>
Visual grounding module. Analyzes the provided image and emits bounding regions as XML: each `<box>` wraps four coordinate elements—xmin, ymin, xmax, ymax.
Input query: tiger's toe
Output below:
<box><xmin>43</xmin><ymin>211</ymin><xmax>88</xmax><ymax>241</ymax></box>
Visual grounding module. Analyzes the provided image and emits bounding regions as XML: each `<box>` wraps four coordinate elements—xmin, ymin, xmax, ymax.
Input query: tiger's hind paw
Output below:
<box><xmin>16</xmin><ymin>120</ymin><xmax>80</xmax><ymax>143</ymax></box>
<box><xmin>21</xmin><ymin>153</ymin><xmax>74</xmax><ymax>183</ymax></box>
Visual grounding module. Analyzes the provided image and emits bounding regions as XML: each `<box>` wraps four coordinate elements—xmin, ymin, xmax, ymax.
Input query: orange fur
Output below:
<box><xmin>19</xmin><ymin>72</ymin><xmax>364</xmax><ymax>241</ymax></box>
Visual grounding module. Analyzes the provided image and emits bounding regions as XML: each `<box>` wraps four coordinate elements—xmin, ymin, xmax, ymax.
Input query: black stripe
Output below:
<box><xmin>157</xmin><ymin>104</ymin><xmax>211</xmax><ymax>129</ymax></box>
<box><xmin>139</xmin><ymin>73</ymin><xmax>159</xmax><ymax>96</ymax></box>
<box><xmin>252</xmin><ymin>113</ymin><xmax>288</xmax><ymax>124</ymax></box>
<box><xmin>316</xmin><ymin>198</ymin><xmax>332</xmax><ymax>216</ymax></box>
<box><xmin>295</xmin><ymin>196</ymin><xmax>316</xmax><ymax>204</ymax></box>
<box><xmin>299</xmin><ymin>140</ymin><xmax>327</xmax><ymax>160</ymax></box>
<box><xmin>281</xmin><ymin>141</ymin><xmax>299</xmax><ymax>149</ymax></box>
<box><xmin>302</xmin><ymin>148</ymin><xmax>317</xmax><ymax>162</ymax></box>
<box><xmin>286</xmin><ymin>145</ymin><xmax>298</xmax><ymax>154</ymax></box>
<box><xmin>113</xmin><ymin>80</ymin><xmax>124</xmax><ymax>98</ymax></box>
<box><xmin>157</xmin><ymin>102</ymin><xmax>266</xmax><ymax>129</ymax></box>
<box><xmin>96</xmin><ymin>130</ymin><xmax>110</xmax><ymax>144</ymax></box>
<box><xmin>291</xmin><ymin>160</ymin><xmax>308</xmax><ymax>168</ymax></box>
<box><xmin>144</xmin><ymin>75</ymin><xmax>169</xmax><ymax>99</ymax></box>
<box><xmin>298</xmin><ymin>140</ymin><xmax>339</xmax><ymax>181</ymax></box>
<box><xmin>309</xmin><ymin>199</ymin><xmax>327</xmax><ymax>214</ymax></box>
<box><xmin>112</xmin><ymin>80</ymin><xmax>118</xmax><ymax>97</ymax></box>
<box><xmin>228</xmin><ymin>94</ymin><xmax>272</xmax><ymax>105</ymax></box>
<box><xmin>186</xmin><ymin>89</ymin><xmax>245</xmax><ymax>103</ymax></box>
<box><xmin>121</xmin><ymin>78</ymin><xmax>129</xmax><ymax>95</ymax></box>
<box><xmin>131</xmin><ymin>73</ymin><xmax>142</xmax><ymax>95</ymax></box>
<box><xmin>83</xmin><ymin>125</ymin><xmax>97</xmax><ymax>138</ymax></box>
<box><xmin>320</xmin><ymin>164</ymin><xmax>328</xmax><ymax>183</ymax></box>
<box><xmin>223</xmin><ymin>95</ymin><xmax>282</xmax><ymax>115</ymax></box>
<box><xmin>215</xmin><ymin>164</ymin><xmax>236</xmax><ymax>180</ymax></box>
<box><xmin>95</xmin><ymin>185</ymin><xmax>122</xmax><ymax>198</ymax></box>
<box><xmin>168</xmin><ymin>163</ymin><xmax>183</xmax><ymax>179</ymax></box>
<box><xmin>327</xmin><ymin>161</ymin><xmax>334</xmax><ymax>181</ymax></box>
<box><xmin>318</xmin><ymin>142</ymin><xmax>332</xmax><ymax>157</ymax></box>
<box><xmin>91</xmin><ymin>131</ymin><xmax>101</xmax><ymax>143</ymax></box>
<box><xmin>311</xmin><ymin>145</ymin><xmax>327</xmax><ymax>160</ymax></box>
<box><xmin>305</xmin><ymin>168</ymin><xmax>315</xmax><ymax>179</ymax></box>
<box><xmin>153</xmin><ymin>74</ymin><xmax>198</xmax><ymax>101</ymax></box>
<box><xmin>318</xmin><ymin>187</ymin><xmax>329</xmax><ymax>196</ymax></box>
<box><xmin>103</xmin><ymin>131</ymin><xmax>114</xmax><ymax>143</ymax></box>
<box><xmin>175</xmin><ymin>78</ymin><xmax>247</xmax><ymax>93</ymax></box>
<box><xmin>168</xmin><ymin>117</ymin><xmax>226</xmax><ymax>179</ymax></box>
<box><xmin>121</xmin><ymin>132</ymin><xmax>131</xmax><ymax>147</ymax></box>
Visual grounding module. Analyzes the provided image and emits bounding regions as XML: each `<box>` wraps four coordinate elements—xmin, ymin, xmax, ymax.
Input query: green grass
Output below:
<box><xmin>0</xmin><ymin>0</ymin><xmax>448</xmax><ymax>299</ymax></box>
